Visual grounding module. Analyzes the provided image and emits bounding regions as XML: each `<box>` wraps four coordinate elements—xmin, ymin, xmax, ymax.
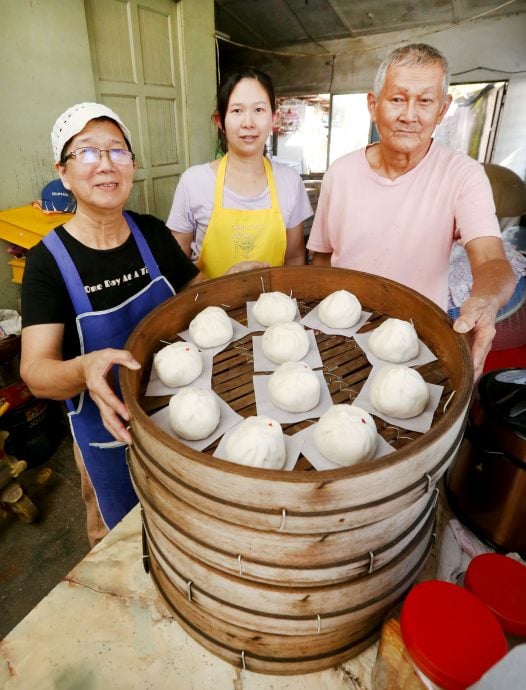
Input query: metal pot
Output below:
<box><xmin>447</xmin><ymin>368</ymin><xmax>526</xmax><ymax>557</ymax></box>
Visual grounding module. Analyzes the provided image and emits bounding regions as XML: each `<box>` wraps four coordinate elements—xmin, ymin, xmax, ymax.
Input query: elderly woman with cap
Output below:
<box><xmin>20</xmin><ymin>102</ymin><xmax>207</xmax><ymax>545</ymax></box>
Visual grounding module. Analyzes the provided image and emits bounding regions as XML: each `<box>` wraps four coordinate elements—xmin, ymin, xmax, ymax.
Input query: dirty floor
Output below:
<box><xmin>0</xmin><ymin>427</ymin><xmax>90</xmax><ymax>638</ymax></box>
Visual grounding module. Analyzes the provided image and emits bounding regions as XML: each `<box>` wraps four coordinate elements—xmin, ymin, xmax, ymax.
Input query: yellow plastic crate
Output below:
<box><xmin>0</xmin><ymin>205</ymin><xmax>73</xmax><ymax>249</ymax></box>
<box><xmin>0</xmin><ymin>204</ymin><xmax>74</xmax><ymax>284</ymax></box>
<box><xmin>8</xmin><ymin>257</ymin><xmax>26</xmax><ymax>284</ymax></box>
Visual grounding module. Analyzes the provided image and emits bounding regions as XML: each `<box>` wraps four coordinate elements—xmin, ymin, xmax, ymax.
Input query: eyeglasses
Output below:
<box><xmin>63</xmin><ymin>147</ymin><xmax>135</xmax><ymax>165</ymax></box>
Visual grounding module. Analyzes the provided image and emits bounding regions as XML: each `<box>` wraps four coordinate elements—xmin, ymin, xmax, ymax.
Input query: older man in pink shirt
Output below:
<box><xmin>307</xmin><ymin>43</ymin><xmax>515</xmax><ymax>378</ymax></box>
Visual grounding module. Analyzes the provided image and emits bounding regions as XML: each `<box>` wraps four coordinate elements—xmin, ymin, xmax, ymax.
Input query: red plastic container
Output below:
<box><xmin>400</xmin><ymin>580</ymin><xmax>508</xmax><ymax>690</ymax></box>
<box><xmin>464</xmin><ymin>553</ymin><xmax>526</xmax><ymax>638</ymax></box>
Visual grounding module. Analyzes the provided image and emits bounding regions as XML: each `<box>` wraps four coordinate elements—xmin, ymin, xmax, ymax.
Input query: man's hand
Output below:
<box><xmin>458</xmin><ymin>237</ymin><xmax>516</xmax><ymax>379</ymax></box>
<box><xmin>453</xmin><ymin>296</ymin><xmax>498</xmax><ymax>380</ymax></box>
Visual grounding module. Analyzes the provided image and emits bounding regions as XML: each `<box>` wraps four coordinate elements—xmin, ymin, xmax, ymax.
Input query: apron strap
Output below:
<box><xmin>262</xmin><ymin>157</ymin><xmax>281</xmax><ymax>211</ymax></box>
<box><xmin>213</xmin><ymin>155</ymin><xmax>280</xmax><ymax>211</ymax></box>
<box><xmin>43</xmin><ymin>230</ymin><xmax>93</xmax><ymax>314</ymax></box>
<box><xmin>122</xmin><ymin>211</ymin><xmax>163</xmax><ymax>279</ymax></box>
<box><xmin>43</xmin><ymin>214</ymin><xmax>163</xmax><ymax>314</ymax></box>
<box><xmin>213</xmin><ymin>155</ymin><xmax>228</xmax><ymax>209</ymax></box>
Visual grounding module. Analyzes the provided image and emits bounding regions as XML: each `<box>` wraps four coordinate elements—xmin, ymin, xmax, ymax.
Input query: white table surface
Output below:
<box><xmin>0</xmin><ymin>503</ymin><xmax>383</xmax><ymax>690</ymax></box>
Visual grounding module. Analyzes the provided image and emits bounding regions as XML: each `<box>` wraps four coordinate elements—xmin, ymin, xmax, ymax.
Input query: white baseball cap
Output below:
<box><xmin>51</xmin><ymin>102</ymin><xmax>132</xmax><ymax>163</ymax></box>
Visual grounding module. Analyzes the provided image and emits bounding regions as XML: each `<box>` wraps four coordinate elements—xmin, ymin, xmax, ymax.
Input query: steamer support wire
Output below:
<box><xmin>425</xmin><ymin>473</ymin><xmax>433</xmax><ymax>493</ymax></box>
<box><xmin>443</xmin><ymin>389</ymin><xmax>456</xmax><ymax>413</ymax></box>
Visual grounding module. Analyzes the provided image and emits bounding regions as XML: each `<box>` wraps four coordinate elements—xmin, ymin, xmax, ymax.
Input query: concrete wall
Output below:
<box><xmin>0</xmin><ymin>0</ymin><xmax>96</xmax><ymax>310</ymax></box>
<box><xmin>0</xmin><ymin>0</ymin><xmax>96</xmax><ymax>211</ymax></box>
<box><xmin>0</xmin><ymin>0</ymin><xmax>216</xmax><ymax>311</ymax></box>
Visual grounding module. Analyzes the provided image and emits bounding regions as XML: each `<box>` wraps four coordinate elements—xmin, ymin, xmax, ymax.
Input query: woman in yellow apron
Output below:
<box><xmin>167</xmin><ymin>69</ymin><xmax>313</xmax><ymax>278</ymax></box>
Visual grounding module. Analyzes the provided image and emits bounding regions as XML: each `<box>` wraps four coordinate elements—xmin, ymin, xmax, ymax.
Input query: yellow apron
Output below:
<box><xmin>198</xmin><ymin>154</ymin><xmax>286</xmax><ymax>278</ymax></box>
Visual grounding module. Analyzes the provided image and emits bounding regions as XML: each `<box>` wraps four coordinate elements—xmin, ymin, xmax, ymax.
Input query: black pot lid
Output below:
<box><xmin>478</xmin><ymin>368</ymin><xmax>526</xmax><ymax>436</ymax></box>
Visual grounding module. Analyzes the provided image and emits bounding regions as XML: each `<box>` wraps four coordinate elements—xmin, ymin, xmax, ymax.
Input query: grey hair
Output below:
<box><xmin>373</xmin><ymin>43</ymin><xmax>450</xmax><ymax>101</ymax></box>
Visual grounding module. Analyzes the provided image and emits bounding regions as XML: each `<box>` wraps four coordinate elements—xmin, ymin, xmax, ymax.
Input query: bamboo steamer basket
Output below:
<box><xmin>145</xmin><ymin>511</ymin><xmax>434</xmax><ymax>673</ymax></box>
<box><xmin>121</xmin><ymin>266</ymin><xmax>473</xmax><ymax>674</ymax></box>
<box><xmin>130</xmin><ymin>444</ymin><xmax>435</xmax><ymax>584</ymax></box>
<box><xmin>144</xmin><ymin>505</ymin><xmax>434</xmax><ymax>631</ymax></box>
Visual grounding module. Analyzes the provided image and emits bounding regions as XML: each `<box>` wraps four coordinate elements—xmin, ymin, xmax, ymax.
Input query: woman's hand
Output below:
<box><xmin>81</xmin><ymin>349</ymin><xmax>141</xmax><ymax>444</ymax></box>
<box><xmin>21</xmin><ymin>325</ymin><xmax>141</xmax><ymax>445</ymax></box>
<box><xmin>226</xmin><ymin>260</ymin><xmax>269</xmax><ymax>274</ymax></box>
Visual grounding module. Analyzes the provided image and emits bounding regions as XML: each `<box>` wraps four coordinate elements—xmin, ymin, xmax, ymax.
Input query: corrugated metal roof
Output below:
<box><xmin>215</xmin><ymin>0</ymin><xmax>526</xmax><ymax>48</ymax></box>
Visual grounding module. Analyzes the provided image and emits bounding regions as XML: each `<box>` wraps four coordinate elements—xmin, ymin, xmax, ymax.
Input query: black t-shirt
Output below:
<box><xmin>21</xmin><ymin>211</ymin><xmax>199</xmax><ymax>359</ymax></box>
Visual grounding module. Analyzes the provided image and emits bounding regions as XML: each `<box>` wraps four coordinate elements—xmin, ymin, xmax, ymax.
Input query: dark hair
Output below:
<box><xmin>59</xmin><ymin>116</ymin><xmax>132</xmax><ymax>164</ymax></box>
<box><xmin>215</xmin><ymin>69</ymin><xmax>276</xmax><ymax>156</ymax></box>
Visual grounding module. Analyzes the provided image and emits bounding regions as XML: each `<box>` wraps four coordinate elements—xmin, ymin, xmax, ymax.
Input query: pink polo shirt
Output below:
<box><xmin>307</xmin><ymin>141</ymin><xmax>501</xmax><ymax>309</ymax></box>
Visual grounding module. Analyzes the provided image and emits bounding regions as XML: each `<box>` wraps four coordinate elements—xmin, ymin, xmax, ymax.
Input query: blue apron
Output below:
<box><xmin>43</xmin><ymin>212</ymin><xmax>175</xmax><ymax>529</ymax></box>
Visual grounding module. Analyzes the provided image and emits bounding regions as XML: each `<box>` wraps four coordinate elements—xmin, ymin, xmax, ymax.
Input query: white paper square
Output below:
<box><xmin>354</xmin><ymin>366</ymin><xmax>444</xmax><ymax>433</ymax></box>
<box><xmin>252</xmin><ymin>329</ymin><xmax>323</xmax><ymax>372</ymax></box>
<box><xmin>144</xmin><ymin>347</ymin><xmax>214</xmax><ymax>396</ymax></box>
<box><xmin>246</xmin><ymin>299</ymin><xmax>300</xmax><ymax>331</ymax></box>
<box><xmin>253</xmin><ymin>369</ymin><xmax>333</xmax><ymax>424</ymax></box>
<box><xmin>213</xmin><ymin>422</ymin><xmax>303</xmax><ymax>471</ymax></box>
<box><xmin>149</xmin><ymin>392</ymin><xmax>243</xmax><ymax>452</ymax></box>
<box><xmin>293</xmin><ymin>425</ymin><xmax>395</xmax><ymax>471</ymax></box>
<box><xmin>353</xmin><ymin>330</ymin><xmax>437</xmax><ymax>369</ymax></box>
<box><xmin>178</xmin><ymin>316</ymin><xmax>250</xmax><ymax>356</ymax></box>
<box><xmin>300</xmin><ymin>304</ymin><xmax>372</xmax><ymax>337</ymax></box>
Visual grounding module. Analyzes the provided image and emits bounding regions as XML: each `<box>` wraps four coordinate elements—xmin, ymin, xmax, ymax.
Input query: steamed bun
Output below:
<box><xmin>370</xmin><ymin>365</ymin><xmax>429</xmax><ymax>419</ymax></box>
<box><xmin>313</xmin><ymin>404</ymin><xmax>378</xmax><ymax>466</ymax></box>
<box><xmin>368</xmin><ymin>318</ymin><xmax>419</xmax><ymax>363</ymax></box>
<box><xmin>225</xmin><ymin>416</ymin><xmax>286</xmax><ymax>469</ymax></box>
<box><xmin>189</xmin><ymin>306</ymin><xmax>233</xmax><ymax>348</ymax></box>
<box><xmin>252</xmin><ymin>292</ymin><xmax>296</xmax><ymax>327</ymax></box>
<box><xmin>268</xmin><ymin>361</ymin><xmax>321</xmax><ymax>412</ymax></box>
<box><xmin>153</xmin><ymin>341</ymin><xmax>202</xmax><ymax>387</ymax></box>
<box><xmin>262</xmin><ymin>322</ymin><xmax>310</xmax><ymax>364</ymax></box>
<box><xmin>168</xmin><ymin>387</ymin><xmax>220</xmax><ymax>440</ymax></box>
<box><xmin>318</xmin><ymin>290</ymin><xmax>362</xmax><ymax>328</ymax></box>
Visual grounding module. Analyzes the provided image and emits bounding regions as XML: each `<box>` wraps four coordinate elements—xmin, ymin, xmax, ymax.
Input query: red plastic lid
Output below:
<box><xmin>464</xmin><ymin>553</ymin><xmax>526</xmax><ymax>637</ymax></box>
<box><xmin>400</xmin><ymin>580</ymin><xmax>507</xmax><ymax>690</ymax></box>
